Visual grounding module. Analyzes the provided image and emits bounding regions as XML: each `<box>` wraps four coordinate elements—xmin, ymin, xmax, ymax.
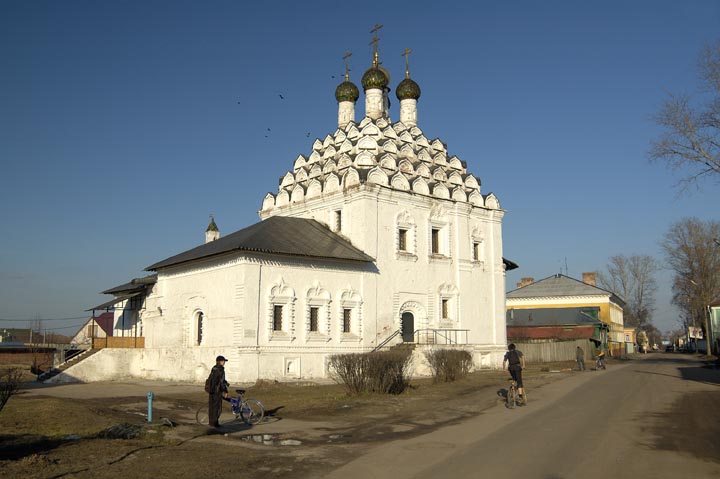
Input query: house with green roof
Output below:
<box><xmin>506</xmin><ymin>272</ymin><xmax>626</xmax><ymax>356</ymax></box>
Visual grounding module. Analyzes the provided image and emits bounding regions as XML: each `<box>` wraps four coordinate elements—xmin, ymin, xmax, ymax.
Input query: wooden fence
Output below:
<box><xmin>93</xmin><ymin>337</ymin><xmax>145</xmax><ymax>349</ymax></box>
<box><xmin>512</xmin><ymin>339</ymin><xmax>600</xmax><ymax>363</ymax></box>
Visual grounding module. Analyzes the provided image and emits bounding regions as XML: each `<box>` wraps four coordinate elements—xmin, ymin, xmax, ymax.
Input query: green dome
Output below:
<box><xmin>396</xmin><ymin>77</ymin><xmax>421</xmax><ymax>100</ymax></box>
<box><xmin>335</xmin><ymin>80</ymin><xmax>360</xmax><ymax>102</ymax></box>
<box><xmin>362</xmin><ymin>67</ymin><xmax>389</xmax><ymax>90</ymax></box>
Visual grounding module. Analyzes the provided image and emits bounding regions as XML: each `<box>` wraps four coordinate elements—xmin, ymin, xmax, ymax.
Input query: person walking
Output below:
<box><xmin>576</xmin><ymin>346</ymin><xmax>585</xmax><ymax>371</ymax></box>
<box><xmin>207</xmin><ymin>355</ymin><xmax>229</xmax><ymax>427</ymax></box>
<box><xmin>503</xmin><ymin>343</ymin><xmax>526</xmax><ymax>404</ymax></box>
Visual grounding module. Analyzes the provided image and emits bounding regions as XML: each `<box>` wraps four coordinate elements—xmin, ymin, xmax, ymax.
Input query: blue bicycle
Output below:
<box><xmin>196</xmin><ymin>389</ymin><xmax>265</xmax><ymax>426</ymax></box>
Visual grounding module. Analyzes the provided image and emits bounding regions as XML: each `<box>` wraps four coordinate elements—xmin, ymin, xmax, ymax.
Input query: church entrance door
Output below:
<box><xmin>401</xmin><ymin>312</ymin><xmax>415</xmax><ymax>342</ymax></box>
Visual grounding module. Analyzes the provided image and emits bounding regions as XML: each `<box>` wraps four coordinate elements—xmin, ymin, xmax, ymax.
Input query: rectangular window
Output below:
<box><xmin>431</xmin><ymin>228</ymin><xmax>440</xmax><ymax>254</ymax></box>
<box><xmin>441</xmin><ymin>299</ymin><xmax>449</xmax><ymax>319</ymax></box>
<box><xmin>335</xmin><ymin>210</ymin><xmax>342</xmax><ymax>232</ymax></box>
<box><xmin>310</xmin><ymin>307</ymin><xmax>319</xmax><ymax>332</ymax></box>
<box><xmin>472</xmin><ymin>242</ymin><xmax>479</xmax><ymax>261</ymax></box>
<box><xmin>398</xmin><ymin>228</ymin><xmax>408</xmax><ymax>251</ymax></box>
<box><xmin>342</xmin><ymin>308</ymin><xmax>352</xmax><ymax>333</ymax></box>
<box><xmin>273</xmin><ymin>305</ymin><xmax>283</xmax><ymax>331</ymax></box>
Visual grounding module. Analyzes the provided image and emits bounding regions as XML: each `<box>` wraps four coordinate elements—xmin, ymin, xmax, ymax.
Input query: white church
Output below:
<box><xmin>56</xmin><ymin>37</ymin><xmax>515</xmax><ymax>384</ymax></box>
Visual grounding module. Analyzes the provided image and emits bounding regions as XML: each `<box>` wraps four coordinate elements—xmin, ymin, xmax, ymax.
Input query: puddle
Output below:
<box><xmin>239</xmin><ymin>434</ymin><xmax>302</xmax><ymax>446</ymax></box>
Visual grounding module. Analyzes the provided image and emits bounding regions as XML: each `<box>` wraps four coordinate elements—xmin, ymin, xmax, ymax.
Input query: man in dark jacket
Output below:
<box><xmin>576</xmin><ymin>346</ymin><xmax>585</xmax><ymax>371</ymax></box>
<box><xmin>208</xmin><ymin>355</ymin><xmax>229</xmax><ymax>427</ymax></box>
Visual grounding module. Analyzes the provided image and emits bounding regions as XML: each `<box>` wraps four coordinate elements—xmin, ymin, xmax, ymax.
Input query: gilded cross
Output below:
<box><xmin>343</xmin><ymin>51</ymin><xmax>352</xmax><ymax>80</ymax></box>
<box><xmin>402</xmin><ymin>48</ymin><xmax>413</xmax><ymax>78</ymax></box>
<box><xmin>369</xmin><ymin>23</ymin><xmax>383</xmax><ymax>66</ymax></box>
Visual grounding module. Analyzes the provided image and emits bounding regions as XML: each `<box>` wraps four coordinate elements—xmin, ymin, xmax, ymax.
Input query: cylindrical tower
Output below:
<box><xmin>396</xmin><ymin>49</ymin><xmax>421</xmax><ymax>126</ymax></box>
<box><xmin>335</xmin><ymin>72</ymin><xmax>359</xmax><ymax>128</ymax></box>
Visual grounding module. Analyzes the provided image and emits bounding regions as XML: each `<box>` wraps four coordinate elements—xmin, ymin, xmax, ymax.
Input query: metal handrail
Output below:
<box><xmin>372</xmin><ymin>328</ymin><xmax>470</xmax><ymax>351</ymax></box>
<box><xmin>414</xmin><ymin>328</ymin><xmax>469</xmax><ymax>345</ymax></box>
<box><xmin>372</xmin><ymin>329</ymin><xmax>402</xmax><ymax>352</ymax></box>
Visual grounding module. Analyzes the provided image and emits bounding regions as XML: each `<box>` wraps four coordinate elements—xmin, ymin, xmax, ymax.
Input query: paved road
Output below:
<box><xmin>324</xmin><ymin>354</ymin><xmax>720</xmax><ymax>479</ymax></box>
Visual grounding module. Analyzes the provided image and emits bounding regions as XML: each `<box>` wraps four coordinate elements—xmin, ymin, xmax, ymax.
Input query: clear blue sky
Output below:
<box><xmin>1</xmin><ymin>0</ymin><xmax>718</xmax><ymax>337</ymax></box>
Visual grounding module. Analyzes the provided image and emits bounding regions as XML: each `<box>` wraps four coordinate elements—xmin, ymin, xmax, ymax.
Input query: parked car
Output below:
<box><xmin>665</xmin><ymin>345</ymin><xmax>675</xmax><ymax>352</ymax></box>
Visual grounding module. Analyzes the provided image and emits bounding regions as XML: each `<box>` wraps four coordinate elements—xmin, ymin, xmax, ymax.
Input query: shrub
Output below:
<box><xmin>328</xmin><ymin>350</ymin><xmax>413</xmax><ymax>395</ymax></box>
<box><xmin>424</xmin><ymin>349</ymin><xmax>473</xmax><ymax>382</ymax></box>
<box><xmin>0</xmin><ymin>367</ymin><xmax>22</xmax><ymax>413</ymax></box>
<box><xmin>366</xmin><ymin>350</ymin><xmax>412</xmax><ymax>394</ymax></box>
<box><xmin>328</xmin><ymin>353</ymin><xmax>369</xmax><ymax>395</ymax></box>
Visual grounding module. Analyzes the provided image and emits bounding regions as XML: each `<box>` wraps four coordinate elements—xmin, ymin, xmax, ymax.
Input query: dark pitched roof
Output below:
<box><xmin>506</xmin><ymin>274</ymin><xmax>625</xmax><ymax>306</ymax></box>
<box><xmin>87</xmin><ymin>292</ymin><xmax>140</xmax><ymax>311</ymax></box>
<box><xmin>102</xmin><ymin>274</ymin><xmax>157</xmax><ymax>295</ymax></box>
<box><xmin>506</xmin><ymin>307</ymin><xmax>603</xmax><ymax>327</ymax></box>
<box><xmin>146</xmin><ymin>216</ymin><xmax>374</xmax><ymax>271</ymax></box>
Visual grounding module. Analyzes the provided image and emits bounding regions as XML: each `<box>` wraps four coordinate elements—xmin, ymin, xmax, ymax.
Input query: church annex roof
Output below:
<box><xmin>262</xmin><ymin>117</ymin><xmax>498</xmax><ymax>212</ymax></box>
<box><xmin>506</xmin><ymin>274</ymin><xmax>625</xmax><ymax>306</ymax></box>
<box><xmin>101</xmin><ymin>274</ymin><xmax>157</xmax><ymax>295</ymax></box>
<box><xmin>145</xmin><ymin>216</ymin><xmax>374</xmax><ymax>271</ymax></box>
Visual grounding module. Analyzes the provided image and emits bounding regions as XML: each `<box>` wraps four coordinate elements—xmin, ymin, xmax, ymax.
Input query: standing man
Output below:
<box><xmin>208</xmin><ymin>355</ymin><xmax>229</xmax><ymax>427</ymax></box>
<box><xmin>503</xmin><ymin>343</ymin><xmax>526</xmax><ymax>404</ymax></box>
<box><xmin>576</xmin><ymin>346</ymin><xmax>585</xmax><ymax>371</ymax></box>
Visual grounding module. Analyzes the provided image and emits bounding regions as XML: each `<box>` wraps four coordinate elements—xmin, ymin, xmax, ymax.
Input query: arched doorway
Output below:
<box><xmin>401</xmin><ymin>312</ymin><xmax>415</xmax><ymax>342</ymax></box>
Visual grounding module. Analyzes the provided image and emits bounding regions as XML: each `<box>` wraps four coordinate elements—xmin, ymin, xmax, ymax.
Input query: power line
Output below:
<box><xmin>0</xmin><ymin>316</ymin><xmax>89</xmax><ymax>322</ymax></box>
<box><xmin>43</xmin><ymin>323</ymin><xmax>86</xmax><ymax>332</ymax></box>
<box><xmin>1</xmin><ymin>323</ymin><xmax>85</xmax><ymax>333</ymax></box>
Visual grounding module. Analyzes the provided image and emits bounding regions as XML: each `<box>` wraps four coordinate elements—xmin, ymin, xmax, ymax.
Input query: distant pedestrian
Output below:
<box><xmin>207</xmin><ymin>355</ymin><xmax>229</xmax><ymax>427</ymax></box>
<box><xmin>576</xmin><ymin>346</ymin><xmax>585</xmax><ymax>371</ymax></box>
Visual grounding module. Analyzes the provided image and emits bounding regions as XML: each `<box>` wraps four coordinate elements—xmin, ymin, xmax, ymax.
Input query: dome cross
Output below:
<box><xmin>343</xmin><ymin>50</ymin><xmax>352</xmax><ymax>81</ymax></box>
<box><xmin>369</xmin><ymin>23</ymin><xmax>383</xmax><ymax>67</ymax></box>
<box><xmin>402</xmin><ymin>48</ymin><xmax>413</xmax><ymax>79</ymax></box>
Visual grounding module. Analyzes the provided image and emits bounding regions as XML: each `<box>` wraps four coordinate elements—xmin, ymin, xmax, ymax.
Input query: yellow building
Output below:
<box><xmin>506</xmin><ymin>272</ymin><xmax>626</xmax><ymax>355</ymax></box>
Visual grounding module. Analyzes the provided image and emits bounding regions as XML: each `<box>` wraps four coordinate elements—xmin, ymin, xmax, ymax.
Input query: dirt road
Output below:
<box><xmin>323</xmin><ymin>354</ymin><xmax>720</xmax><ymax>479</ymax></box>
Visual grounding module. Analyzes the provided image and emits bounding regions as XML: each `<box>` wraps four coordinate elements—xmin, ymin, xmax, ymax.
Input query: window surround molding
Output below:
<box><xmin>268</xmin><ymin>278</ymin><xmax>296</xmax><ymax>341</ymax></box>
<box><xmin>395</xmin><ymin>209</ymin><xmax>418</xmax><ymax>261</ymax></box>
<box><xmin>428</xmin><ymin>203</ymin><xmax>451</xmax><ymax>261</ymax></box>
<box><xmin>470</xmin><ymin>225</ymin><xmax>485</xmax><ymax>267</ymax></box>
<box><xmin>338</xmin><ymin>288</ymin><xmax>363</xmax><ymax>341</ymax></box>
<box><xmin>305</xmin><ymin>282</ymin><xmax>332</xmax><ymax>341</ymax></box>
<box><xmin>437</xmin><ymin>283</ymin><xmax>459</xmax><ymax>326</ymax></box>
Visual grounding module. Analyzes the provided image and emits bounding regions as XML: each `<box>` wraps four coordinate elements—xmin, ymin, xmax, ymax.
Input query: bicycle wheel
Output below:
<box><xmin>240</xmin><ymin>399</ymin><xmax>265</xmax><ymax>425</ymax></box>
<box><xmin>195</xmin><ymin>406</ymin><xmax>209</xmax><ymax>425</ymax></box>
<box><xmin>506</xmin><ymin>385</ymin><xmax>516</xmax><ymax>409</ymax></box>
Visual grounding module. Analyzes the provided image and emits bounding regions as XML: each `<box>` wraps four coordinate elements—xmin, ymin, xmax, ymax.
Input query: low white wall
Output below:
<box><xmin>47</xmin><ymin>344</ymin><xmax>505</xmax><ymax>385</ymax></box>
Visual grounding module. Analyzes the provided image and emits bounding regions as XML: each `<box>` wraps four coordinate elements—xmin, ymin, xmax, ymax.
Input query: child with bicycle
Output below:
<box><xmin>503</xmin><ymin>343</ymin><xmax>526</xmax><ymax>405</ymax></box>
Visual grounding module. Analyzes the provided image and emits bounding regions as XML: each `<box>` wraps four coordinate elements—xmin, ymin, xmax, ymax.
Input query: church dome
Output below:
<box><xmin>362</xmin><ymin>66</ymin><xmax>389</xmax><ymax>90</ymax></box>
<box><xmin>206</xmin><ymin>216</ymin><xmax>219</xmax><ymax>232</ymax></box>
<box><xmin>335</xmin><ymin>79</ymin><xmax>359</xmax><ymax>103</ymax></box>
<box><xmin>396</xmin><ymin>77</ymin><xmax>421</xmax><ymax>101</ymax></box>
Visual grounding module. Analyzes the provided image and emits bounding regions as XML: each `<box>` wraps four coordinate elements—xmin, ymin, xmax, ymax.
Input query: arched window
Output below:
<box><xmin>195</xmin><ymin>312</ymin><xmax>204</xmax><ymax>345</ymax></box>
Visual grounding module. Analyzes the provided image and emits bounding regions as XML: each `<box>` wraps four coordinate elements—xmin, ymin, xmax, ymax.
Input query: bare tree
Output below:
<box><xmin>596</xmin><ymin>254</ymin><xmax>659</xmax><ymax>329</ymax></box>
<box><xmin>649</xmin><ymin>40</ymin><xmax>720</xmax><ymax>190</ymax></box>
<box><xmin>661</xmin><ymin>218</ymin><xmax>720</xmax><ymax>348</ymax></box>
<box><xmin>0</xmin><ymin>368</ymin><xmax>22</xmax><ymax>413</ymax></box>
